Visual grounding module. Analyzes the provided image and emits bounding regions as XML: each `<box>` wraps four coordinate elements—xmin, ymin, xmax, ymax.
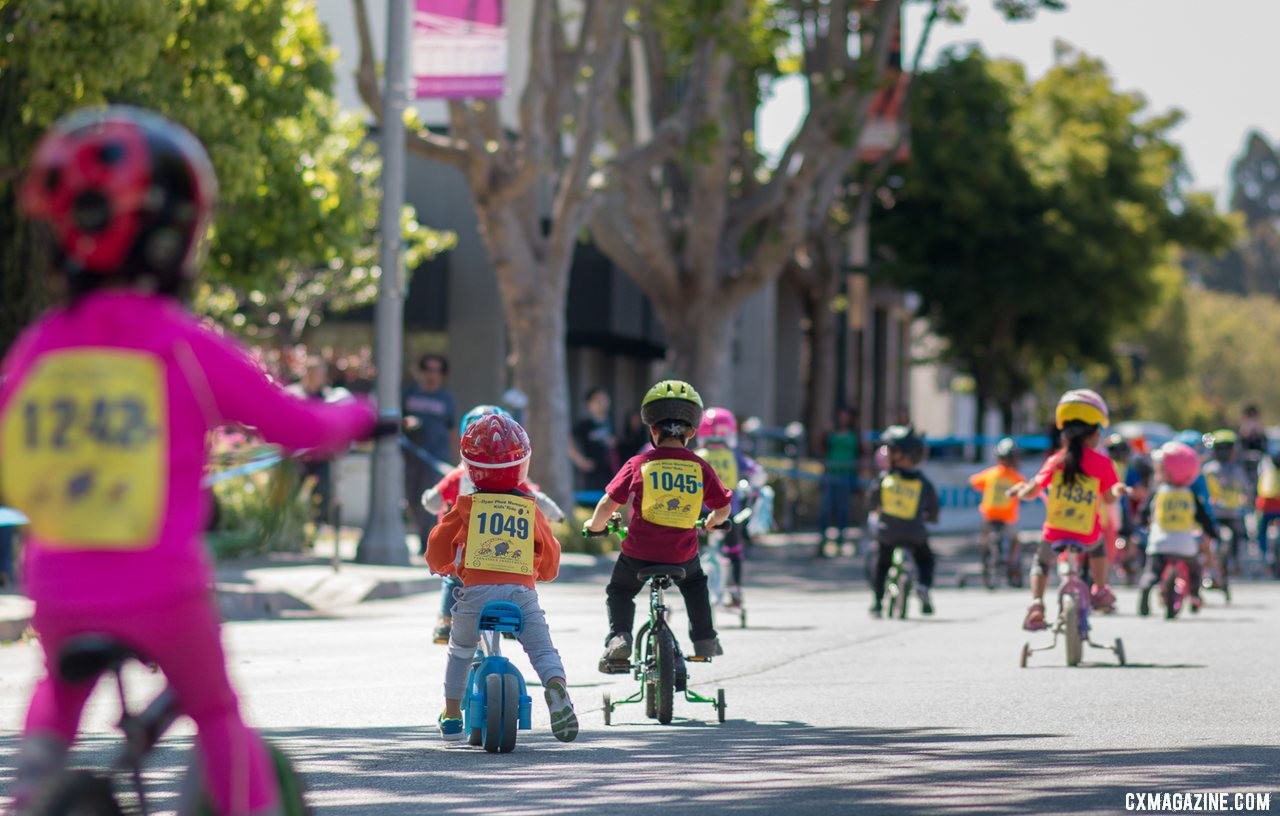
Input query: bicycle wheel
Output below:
<box><xmin>655</xmin><ymin>627</ymin><xmax>676</xmax><ymax>725</ymax></box>
<box><xmin>29</xmin><ymin>770</ymin><xmax>122</xmax><ymax>816</ymax></box>
<box><xmin>641</xmin><ymin>628</ymin><xmax>658</xmax><ymax>719</ymax></box>
<box><xmin>1162</xmin><ymin>569</ymin><xmax>1179</xmax><ymax>620</ymax></box>
<box><xmin>603</xmin><ymin>693</ymin><xmax>612</xmax><ymax>727</ymax></box>
<box><xmin>981</xmin><ymin>538</ymin><xmax>997</xmax><ymax>591</ymax></box>
<box><xmin>1062</xmin><ymin>594</ymin><xmax>1083</xmax><ymax>666</ymax></box>
<box><xmin>266</xmin><ymin>742</ymin><xmax>312</xmax><ymax>816</ymax></box>
<box><xmin>715</xmin><ymin>688</ymin><xmax>726</xmax><ymax>724</ymax></box>
<box><xmin>896</xmin><ymin>573</ymin><xmax>913</xmax><ymax>620</ymax></box>
<box><xmin>482</xmin><ymin>673</ymin><xmax>519</xmax><ymax>753</ymax></box>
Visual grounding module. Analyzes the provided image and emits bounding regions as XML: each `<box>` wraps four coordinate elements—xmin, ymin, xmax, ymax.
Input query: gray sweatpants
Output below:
<box><xmin>444</xmin><ymin>583</ymin><xmax>566</xmax><ymax>701</ymax></box>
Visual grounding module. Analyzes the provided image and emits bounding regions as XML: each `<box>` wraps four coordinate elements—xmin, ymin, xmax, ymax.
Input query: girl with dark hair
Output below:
<box><xmin>1009</xmin><ymin>389</ymin><xmax>1128</xmax><ymax>631</ymax></box>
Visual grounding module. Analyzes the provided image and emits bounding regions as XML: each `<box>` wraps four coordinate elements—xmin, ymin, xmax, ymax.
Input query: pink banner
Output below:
<box><xmin>413</xmin><ymin>0</ymin><xmax>506</xmax><ymax>99</ymax></box>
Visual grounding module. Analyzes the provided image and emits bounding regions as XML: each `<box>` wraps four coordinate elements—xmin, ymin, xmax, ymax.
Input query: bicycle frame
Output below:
<box><xmin>1022</xmin><ymin>541</ymin><xmax>1125</xmax><ymax>667</ymax></box>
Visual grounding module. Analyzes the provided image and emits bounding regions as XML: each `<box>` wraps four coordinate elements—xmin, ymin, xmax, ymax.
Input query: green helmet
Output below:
<box><xmin>640</xmin><ymin>379</ymin><xmax>704</xmax><ymax>429</ymax></box>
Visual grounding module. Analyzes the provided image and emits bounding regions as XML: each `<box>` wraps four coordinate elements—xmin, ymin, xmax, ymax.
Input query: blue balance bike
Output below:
<box><xmin>462</xmin><ymin>601</ymin><xmax>533</xmax><ymax>753</ymax></box>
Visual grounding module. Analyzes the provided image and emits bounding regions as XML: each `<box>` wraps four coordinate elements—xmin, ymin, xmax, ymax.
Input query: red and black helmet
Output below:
<box><xmin>460</xmin><ymin>414</ymin><xmax>532</xmax><ymax>492</ymax></box>
<box><xmin>19</xmin><ymin>106</ymin><xmax>217</xmax><ymax>293</ymax></box>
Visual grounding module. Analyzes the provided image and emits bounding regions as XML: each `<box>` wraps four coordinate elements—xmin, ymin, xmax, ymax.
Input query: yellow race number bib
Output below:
<box><xmin>699</xmin><ymin>447</ymin><xmax>738</xmax><ymax>490</ymax></box>
<box><xmin>880</xmin><ymin>475</ymin><xmax>922</xmax><ymax>520</ymax></box>
<box><xmin>1046</xmin><ymin>472</ymin><xmax>1099</xmax><ymax>536</ymax></box>
<box><xmin>465</xmin><ymin>494</ymin><xmax>535</xmax><ymax>575</ymax></box>
<box><xmin>640</xmin><ymin>459</ymin><xmax>703</xmax><ymax>528</ymax></box>
<box><xmin>983</xmin><ymin>477</ymin><xmax>1014</xmax><ymax>510</ymax></box>
<box><xmin>0</xmin><ymin>350</ymin><xmax>167</xmax><ymax>548</ymax></box>
<box><xmin>1206</xmin><ymin>475</ymin><xmax>1244</xmax><ymax>510</ymax></box>
<box><xmin>1154</xmin><ymin>489</ymin><xmax>1196</xmax><ymax>533</ymax></box>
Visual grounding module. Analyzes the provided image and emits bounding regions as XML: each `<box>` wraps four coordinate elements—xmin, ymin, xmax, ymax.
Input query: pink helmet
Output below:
<box><xmin>698</xmin><ymin>407</ymin><xmax>738</xmax><ymax>446</ymax></box>
<box><xmin>1155</xmin><ymin>441</ymin><xmax>1200</xmax><ymax>487</ymax></box>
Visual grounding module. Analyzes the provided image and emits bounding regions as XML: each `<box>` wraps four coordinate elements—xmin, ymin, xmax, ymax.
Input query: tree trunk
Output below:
<box><xmin>653</xmin><ymin>295</ymin><xmax>739</xmax><ymax>407</ymax></box>
<box><xmin>803</xmin><ymin>284</ymin><xmax>840</xmax><ymax>451</ymax></box>
<box><xmin>504</xmin><ymin>293</ymin><xmax>575</xmax><ymax>514</ymax></box>
<box><xmin>999</xmin><ymin>399</ymin><xmax>1015</xmax><ymax>436</ymax></box>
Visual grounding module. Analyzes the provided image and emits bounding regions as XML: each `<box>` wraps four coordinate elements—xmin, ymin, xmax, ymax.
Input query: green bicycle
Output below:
<box><xmin>587</xmin><ymin>514</ymin><xmax>727</xmax><ymax>725</ymax></box>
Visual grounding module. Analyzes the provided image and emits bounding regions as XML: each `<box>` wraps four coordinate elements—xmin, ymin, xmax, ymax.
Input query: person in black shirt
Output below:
<box><xmin>402</xmin><ymin>354</ymin><xmax>457</xmax><ymax>552</ymax></box>
<box><xmin>569</xmin><ymin>388</ymin><xmax>618</xmax><ymax>497</ymax></box>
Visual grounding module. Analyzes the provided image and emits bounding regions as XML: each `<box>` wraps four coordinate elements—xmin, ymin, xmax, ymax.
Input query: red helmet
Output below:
<box><xmin>460</xmin><ymin>414</ymin><xmax>531</xmax><ymax>492</ymax></box>
<box><xmin>698</xmin><ymin>407</ymin><xmax>738</xmax><ymax>446</ymax></box>
<box><xmin>1154</xmin><ymin>441</ymin><xmax>1200</xmax><ymax>487</ymax></box>
<box><xmin>19</xmin><ymin>106</ymin><xmax>217</xmax><ymax>293</ymax></box>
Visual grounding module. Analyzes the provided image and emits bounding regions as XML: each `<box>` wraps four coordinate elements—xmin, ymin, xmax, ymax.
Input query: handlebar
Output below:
<box><xmin>582</xmin><ymin>512</ymin><xmax>731</xmax><ymax>537</ymax></box>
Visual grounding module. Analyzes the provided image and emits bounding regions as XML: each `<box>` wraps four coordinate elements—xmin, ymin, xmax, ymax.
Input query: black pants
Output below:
<box><xmin>1140</xmin><ymin>553</ymin><xmax>1203</xmax><ymax>599</ymax></box>
<box><xmin>873</xmin><ymin>539</ymin><xmax>935</xmax><ymax>603</ymax></box>
<box><xmin>606</xmin><ymin>554</ymin><xmax>717</xmax><ymax>642</ymax></box>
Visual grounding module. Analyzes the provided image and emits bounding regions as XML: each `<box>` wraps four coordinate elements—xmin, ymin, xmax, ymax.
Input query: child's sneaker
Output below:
<box><xmin>598</xmin><ymin>632</ymin><xmax>633</xmax><ymax>673</ymax></box>
<box><xmin>437</xmin><ymin>711</ymin><xmax>464</xmax><ymax>742</ymax></box>
<box><xmin>917</xmin><ymin>587</ymin><xmax>934</xmax><ymax>616</ymax></box>
<box><xmin>1189</xmin><ymin>595</ymin><xmax>1203</xmax><ymax>614</ymax></box>
<box><xmin>433</xmin><ymin>616</ymin><xmax>452</xmax><ymax>645</ymax></box>
<box><xmin>868</xmin><ymin>601</ymin><xmax>883</xmax><ymax>618</ymax></box>
<box><xmin>1090</xmin><ymin>584</ymin><xmax>1116</xmax><ymax>613</ymax></box>
<box><xmin>692</xmin><ymin>637</ymin><xmax>723</xmax><ymax>659</ymax></box>
<box><xmin>543</xmin><ymin>679</ymin><xmax>578</xmax><ymax>742</ymax></box>
<box><xmin>1022</xmin><ymin>600</ymin><xmax>1047</xmax><ymax>631</ymax></box>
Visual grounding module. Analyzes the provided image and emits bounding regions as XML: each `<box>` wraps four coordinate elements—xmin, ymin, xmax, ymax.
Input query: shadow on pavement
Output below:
<box><xmin>4</xmin><ymin>724</ymin><xmax>1274</xmax><ymax>815</ymax></box>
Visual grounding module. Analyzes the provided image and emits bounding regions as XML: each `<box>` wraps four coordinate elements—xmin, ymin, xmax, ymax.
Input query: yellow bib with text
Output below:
<box><xmin>983</xmin><ymin>476</ymin><xmax>1014</xmax><ymax>510</ymax></box>
<box><xmin>1045</xmin><ymin>471</ymin><xmax>1099</xmax><ymax>536</ymax></box>
<box><xmin>464</xmin><ymin>494</ymin><xmax>535</xmax><ymax>575</ymax></box>
<box><xmin>1154</xmin><ymin>489</ymin><xmax>1196</xmax><ymax>533</ymax></box>
<box><xmin>640</xmin><ymin>459</ymin><xmax>703</xmax><ymax>528</ymax></box>
<box><xmin>880</xmin><ymin>475</ymin><xmax>922</xmax><ymax>520</ymax></box>
<box><xmin>0</xmin><ymin>350</ymin><xmax>167</xmax><ymax>548</ymax></box>
<box><xmin>699</xmin><ymin>447</ymin><xmax>738</xmax><ymax>491</ymax></box>
<box><xmin>1206</xmin><ymin>474</ymin><xmax>1245</xmax><ymax>510</ymax></box>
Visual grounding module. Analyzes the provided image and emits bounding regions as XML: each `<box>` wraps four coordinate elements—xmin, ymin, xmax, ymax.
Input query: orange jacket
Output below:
<box><xmin>425</xmin><ymin>493</ymin><xmax>560</xmax><ymax>589</ymax></box>
<box><xmin>969</xmin><ymin>464</ymin><xmax>1026</xmax><ymax>523</ymax></box>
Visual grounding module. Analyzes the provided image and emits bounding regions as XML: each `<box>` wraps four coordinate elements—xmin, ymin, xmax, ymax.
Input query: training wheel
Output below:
<box><xmin>716</xmin><ymin>688</ymin><xmax>726</xmax><ymax>724</ymax></box>
<box><xmin>602</xmin><ymin>693</ymin><xmax>612</xmax><ymax>726</ymax></box>
<box><xmin>1114</xmin><ymin>638</ymin><xmax>1126</xmax><ymax>667</ymax></box>
<box><xmin>1019</xmin><ymin>642</ymin><xmax>1031</xmax><ymax>668</ymax></box>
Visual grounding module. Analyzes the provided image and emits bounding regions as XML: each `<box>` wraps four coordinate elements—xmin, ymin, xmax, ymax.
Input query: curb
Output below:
<box><xmin>215</xmin><ymin>585</ymin><xmax>312</xmax><ymax>620</ymax></box>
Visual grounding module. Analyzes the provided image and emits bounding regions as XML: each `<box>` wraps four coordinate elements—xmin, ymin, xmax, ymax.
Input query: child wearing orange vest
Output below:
<box><xmin>969</xmin><ymin>437</ymin><xmax>1028</xmax><ymax>585</ymax></box>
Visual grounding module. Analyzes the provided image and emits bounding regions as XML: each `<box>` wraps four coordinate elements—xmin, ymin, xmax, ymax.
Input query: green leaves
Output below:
<box><xmin>0</xmin><ymin>0</ymin><xmax>452</xmax><ymax>348</ymax></box>
<box><xmin>873</xmin><ymin>44</ymin><xmax>1234</xmax><ymax>416</ymax></box>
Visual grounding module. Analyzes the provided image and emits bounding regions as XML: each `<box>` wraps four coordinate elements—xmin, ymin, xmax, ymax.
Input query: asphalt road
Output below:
<box><xmin>1</xmin><ymin>546</ymin><xmax>1277</xmax><ymax>815</ymax></box>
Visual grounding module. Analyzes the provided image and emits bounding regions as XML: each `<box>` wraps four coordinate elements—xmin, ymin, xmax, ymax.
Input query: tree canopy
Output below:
<box><xmin>873</xmin><ymin>44</ymin><xmax>1235</xmax><ymax>425</ymax></box>
<box><xmin>0</xmin><ymin>0</ymin><xmax>447</xmax><ymax>352</ymax></box>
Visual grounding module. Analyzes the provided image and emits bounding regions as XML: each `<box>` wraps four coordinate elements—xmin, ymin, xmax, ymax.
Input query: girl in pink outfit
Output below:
<box><xmin>0</xmin><ymin>107</ymin><xmax>377</xmax><ymax>815</ymax></box>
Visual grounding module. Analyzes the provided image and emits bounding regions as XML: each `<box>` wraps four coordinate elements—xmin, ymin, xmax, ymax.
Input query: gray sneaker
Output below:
<box><xmin>692</xmin><ymin>637</ymin><xmax>724</xmax><ymax>659</ymax></box>
<box><xmin>601</xmin><ymin>632</ymin><xmax>632</xmax><ymax>661</ymax></box>
<box><xmin>544</xmin><ymin>679</ymin><xmax>579</xmax><ymax>742</ymax></box>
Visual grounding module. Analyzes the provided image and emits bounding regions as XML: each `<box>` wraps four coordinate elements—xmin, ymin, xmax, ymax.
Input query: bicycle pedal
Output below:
<box><xmin>686</xmin><ymin>655</ymin><xmax>712</xmax><ymax>663</ymax></box>
<box><xmin>597</xmin><ymin>659</ymin><xmax>631</xmax><ymax>675</ymax></box>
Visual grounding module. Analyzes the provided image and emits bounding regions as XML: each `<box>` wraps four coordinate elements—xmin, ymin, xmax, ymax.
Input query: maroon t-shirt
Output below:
<box><xmin>607</xmin><ymin>446</ymin><xmax>732</xmax><ymax>563</ymax></box>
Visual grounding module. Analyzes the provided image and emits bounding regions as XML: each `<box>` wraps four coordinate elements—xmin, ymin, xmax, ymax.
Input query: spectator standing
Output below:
<box><xmin>569</xmin><ymin>388</ymin><xmax>618</xmax><ymax>499</ymax></box>
<box><xmin>287</xmin><ymin>356</ymin><xmax>351</xmax><ymax>524</ymax></box>
<box><xmin>817</xmin><ymin>406</ymin><xmax>863</xmax><ymax>557</ymax></box>
<box><xmin>403</xmin><ymin>354</ymin><xmax>458</xmax><ymax>553</ymax></box>
<box><xmin>617</xmin><ymin>411</ymin><xmax>650</xmax><ymax>459</ymax></box>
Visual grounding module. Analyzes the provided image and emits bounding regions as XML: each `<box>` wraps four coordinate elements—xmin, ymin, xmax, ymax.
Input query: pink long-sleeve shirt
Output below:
<box><xmin>0</xmin><ymin>291</ymin><xmax>375</xmax><ymax>610</ymax></box>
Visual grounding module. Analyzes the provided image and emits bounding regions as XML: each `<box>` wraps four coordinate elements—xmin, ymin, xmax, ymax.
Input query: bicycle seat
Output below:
<box><xmin>478</xmin><ymin>601</ymin><xmax>524</xmax><ymax>635</ymax></box>
<box><xmin>637</xmin><ymin>565</ymin><xmax>686</xmax><ymax>582</ymax></box>
<box><xmin>58</xmin><ymin>635</ymin><xmax>143</xmax><ymax>683</ymax></box>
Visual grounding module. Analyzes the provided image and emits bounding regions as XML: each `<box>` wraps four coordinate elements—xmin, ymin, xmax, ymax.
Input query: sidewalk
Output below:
<box><xmin>0</xmin><ymin>528</ymin><xmax>985</xmax><ymax>642</ymax></box>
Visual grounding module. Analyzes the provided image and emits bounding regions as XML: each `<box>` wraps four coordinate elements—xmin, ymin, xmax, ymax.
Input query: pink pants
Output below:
<box><xmin>25</xmin><ymin>590</ymin><xmax>280</xmax><ymax>815</ymax></box>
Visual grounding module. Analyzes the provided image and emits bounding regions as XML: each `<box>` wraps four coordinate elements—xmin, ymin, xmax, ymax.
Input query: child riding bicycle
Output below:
<box><xmin>425</xmin><ymin>414</ymin><xmax>578</xmax><ymax>743</ymax></box>
<box><xmin>0</xmin><ymin>108</ymin><xmax>384</xmax><ymax>815</ymax></box>
<box><xmin>968</xmin><ymin>437</ymin><xmax>1027</xmax><ymax>585</ymax></box>
<box><xmin>1201</xmin><ymin>429</ymin><xmax>1251</xmax><ymax>573</ymax></box>
<box><xmin>1137</xmin><ymin>442</ymin><xmax>1218</xmax><ymax>616</ymax></box>
<box><xmin>695</xmin><ymin>407</ymin><xmax>765</xmax><ymax>609</ymax></box>
<box><xmin>868</xmin><ymin>426</ymin><xmax>940</xmax><ymax>616</ymax></box>
<box><xmin>586</xmin><ymin>380</ymin><xmax>732</xmax><ymax>668</ymax></box>
<box><xmin>421</xmin><ymin>404</ymin><xmax>564</xmax><ymax>644</ymax></box>
<box><xmin>1010</xmin><ymin>389</ymin><xmax>1126</xmax><ymax>631</ymax></box>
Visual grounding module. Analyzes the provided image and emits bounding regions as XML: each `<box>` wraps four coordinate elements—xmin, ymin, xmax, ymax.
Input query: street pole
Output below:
<box><xmin>356</xmin><ymin>0</ymin><xmax>410</xmax><ymax>565</ymax></box>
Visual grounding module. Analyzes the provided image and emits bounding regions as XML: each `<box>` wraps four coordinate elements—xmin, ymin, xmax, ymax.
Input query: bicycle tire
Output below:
<box><xmin>1162</xmin><ymin>569</ymin><xmax>1179</xmax><ymax>620</ymax></box>
<box><xmin>1063</xmin><ymin>594</ymin><xmax>1083</xmax><ymax>666</ymax></box>
<box><xmin>28</xmin><ymin>770</ymin><xmax>122</xmax><ymax>816</ymax></box>
<box><xmin>897</xmin><ymin>574</ymin><xmax>913</xmax><ymax>620</ymax></box>
<box><xmin>981</xmin><ymin>539</ymin><xmax>997</xmax><ymax>591</ymax></box>
<box><xmin>641</xmin><ymin>626</ymin><xmax>657</xmax><ymax>719</ymax></box>
<box><xmin>656</xmin><ymin>627</ymin><xmax>676</xmax><ymax>725</ymax></box>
